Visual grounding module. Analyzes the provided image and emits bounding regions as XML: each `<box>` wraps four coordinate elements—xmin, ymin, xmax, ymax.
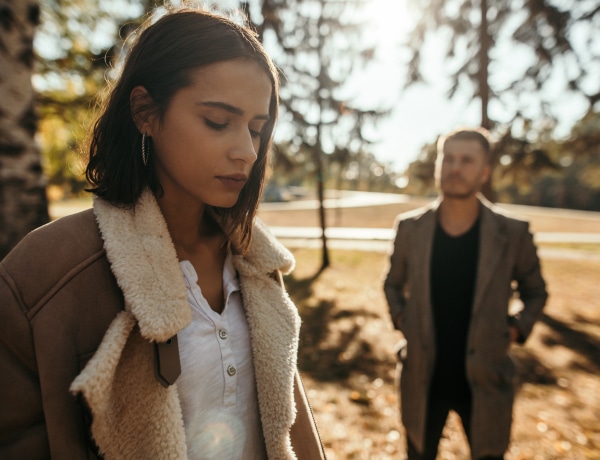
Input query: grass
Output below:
<box><xmin>285</xmin><ymin>249</ymin><xmax>600</xmax><ymax>460</ymax></box>
<box><xmin>537</xmin><ymin>242</ymin><xmax>600</xmax><ymax>255</ymax></box>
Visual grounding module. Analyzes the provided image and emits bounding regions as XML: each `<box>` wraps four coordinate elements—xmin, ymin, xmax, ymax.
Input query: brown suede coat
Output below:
<box><xmin>384</xmin><ymin>197</ymin><xmax>548</xmax><ymax>458</ymax></box>
<box><xmin>0</xmin><ymin>190</ymin><xmax>325</xmax><ymax>460</ymax></box>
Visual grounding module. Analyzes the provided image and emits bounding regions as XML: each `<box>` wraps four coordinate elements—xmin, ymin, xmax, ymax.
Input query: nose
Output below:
<box><xmin>230</xmin><ymin>130</ymin><xmax>258</xmax><ymax>164</ymax></box>
<box><xmin>446</xmin><ymin>158</ymin><xmax>460</xmax><ymax>172</ymax></box>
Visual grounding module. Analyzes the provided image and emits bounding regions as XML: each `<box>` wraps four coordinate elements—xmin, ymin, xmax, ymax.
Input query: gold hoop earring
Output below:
<box><xmin>141</xmin><ymin>133</ymin><xmax>149</xmax><ymax>166</ymax></box>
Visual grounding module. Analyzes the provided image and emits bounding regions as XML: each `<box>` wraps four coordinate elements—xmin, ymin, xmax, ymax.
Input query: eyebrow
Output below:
<box><xmin>199</xmin><ymin>101</ymin><xmax>270</xmax><ymax>121</ymax></box>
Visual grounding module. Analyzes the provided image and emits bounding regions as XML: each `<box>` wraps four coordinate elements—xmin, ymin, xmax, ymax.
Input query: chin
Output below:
<box><xmin>207</xmin><ymin>197</ymin><xmax>241</xmax><ymax>209</ymax></box>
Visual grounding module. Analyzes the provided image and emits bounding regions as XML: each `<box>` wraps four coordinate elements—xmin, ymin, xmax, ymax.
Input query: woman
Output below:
<box><xmin>0</xmin><ymin>7</ymin><xmax>325</xmax><ymax>460</ymax></box>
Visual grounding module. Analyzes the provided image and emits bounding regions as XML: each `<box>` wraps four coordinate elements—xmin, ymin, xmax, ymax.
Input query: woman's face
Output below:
<box><xmin>146</xmin><ymin>58</ymin><xmax>272</xmax><ymax>210</ymax></box>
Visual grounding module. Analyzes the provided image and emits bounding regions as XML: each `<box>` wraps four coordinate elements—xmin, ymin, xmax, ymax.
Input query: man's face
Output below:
<box><xmin>435</xmin><ymin>138</ymin><xmax>491</xmax><ymax>199</ymax></box>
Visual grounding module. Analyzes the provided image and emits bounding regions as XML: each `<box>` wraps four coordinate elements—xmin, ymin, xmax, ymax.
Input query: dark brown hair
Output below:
<box><xmin>437</xmin><ymin>127</ymin><xmax>491</xmax><ymax>162</ymax></box>
<box><xmin>85</xmin><ymin>6</ymin><xmax>279</xmax><ymax>251</ymax></box>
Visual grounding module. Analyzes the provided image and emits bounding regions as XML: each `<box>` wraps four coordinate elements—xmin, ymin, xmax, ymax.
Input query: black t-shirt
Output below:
<box><xmin>428</xmin><ymin>217</ymin><xmax>480</xmax><ymax>402</ymax></box>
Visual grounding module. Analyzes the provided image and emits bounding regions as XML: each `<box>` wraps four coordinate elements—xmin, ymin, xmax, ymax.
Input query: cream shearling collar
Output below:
<box><xmin>92</xmin><ymin>189</ymin><xmax>296</xmax><ymax>342</ymax></box>
<box><xmin>72</xmin><ymin>189</ymin><xmax>301</xmax><ymax>459</ymax></box>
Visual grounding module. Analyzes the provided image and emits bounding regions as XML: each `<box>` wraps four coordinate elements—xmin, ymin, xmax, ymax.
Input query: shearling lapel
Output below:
<box><xmin>71</xmin><ymin>312</ymin><xmax>188</xmax><ymax>459</ymax></box>
<box><xmin>410</xmin><ymin>203</ymin><xmax>438</xmax><ymax>339</ymax></box>
<box><xmin>93</xmin><ymin>190</ymin><xmax>192</xmax><ymax>342</ymax></box>
<box><xmin>473</xmin><ymin>200</ymin><xmax>507</xmax><ymax>314</ymax></box>
<box><xmin>232</xmin><ymin>218</ymin><xmax>301</xmax><ymax>460</ymax></box>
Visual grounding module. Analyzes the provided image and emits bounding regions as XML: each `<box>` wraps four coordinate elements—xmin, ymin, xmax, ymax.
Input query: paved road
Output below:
<box><xmin>267</xmin><ymin>226</ymin><xmax>600</xmax><ymax>244</ymax></box>
<box><xmin>259</xmin><ymin>190</ymin><xmax>600</xmax><ymax>258</ymax></box>
<box><xmin>49</xmin><ymin>191</ymin><xmax>600</xmax><ymax>259</ymax></box>
<box><xmin>267</xmin><ymin>226</ymin><xmax>600</xmax><ymax>260</ymax></box>
<box><xmin>261</xmin><ymin>191</ymin><xmax>600</xmax><ymax>259</ymax></box>
<box><xmin>260</xmin><ymin>189</ymin><xmax>600</xmax><ymax>222</ymax></box>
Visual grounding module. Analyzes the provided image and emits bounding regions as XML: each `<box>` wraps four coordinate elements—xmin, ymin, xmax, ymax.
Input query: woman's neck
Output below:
<box><xmin>156</xmin><ymin>193</ymin><xmax>223</xmax><ymax>253</ymax></box>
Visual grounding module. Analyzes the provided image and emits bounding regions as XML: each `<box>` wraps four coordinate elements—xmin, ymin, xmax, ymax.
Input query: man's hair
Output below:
<box><xmin>437</xmin><ymin>127</ymin><xmax>491</xmax><ymax>161</ymax></box>
<box><xmin>85</xmin><ymin>6</ymin><xmax>280</xmax><ymax>251</ymax></box>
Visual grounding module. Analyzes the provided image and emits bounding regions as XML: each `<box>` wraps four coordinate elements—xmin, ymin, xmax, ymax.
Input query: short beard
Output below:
<box><xmin>441</xmin><ymin>189</ymin><xmax>478</xmax><ymax>200</ymax></box>
<box><xmin>438</xmin><ymin>178</ymin><xmax>480</xmax><ymax>199</ymax></box>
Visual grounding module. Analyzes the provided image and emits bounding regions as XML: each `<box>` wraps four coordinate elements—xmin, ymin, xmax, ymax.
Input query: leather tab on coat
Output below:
<box><xmin>154</xmin><ymin>335</ymin><xmax>181</xmax><ymax>387</ymax></box>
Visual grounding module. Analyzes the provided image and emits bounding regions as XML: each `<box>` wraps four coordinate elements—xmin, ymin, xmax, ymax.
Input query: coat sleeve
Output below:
<box><xmin>290</xmin><ymin>371</ymin><xmax>326</xmax><ymax>460</ymax></box>
<box><xmin>0</xmin><ymin>264</ymin><xmax>49</xmax><ymax>459</ymax></box>
<box><xmin>511</xmin><ymin>222</ymin><xmax>548</xmax><ymax>343</ymax></box>
<box><xmin>383</xmin><ymin>217</ymin><xmax>408</xmax><ymax>330</ymax></box>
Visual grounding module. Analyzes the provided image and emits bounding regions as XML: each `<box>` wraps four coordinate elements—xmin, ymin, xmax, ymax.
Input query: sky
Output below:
<box><xmin>351</xmin><ymin>0</ymin><xmax>595</xmax><ymax>173</ymax></box>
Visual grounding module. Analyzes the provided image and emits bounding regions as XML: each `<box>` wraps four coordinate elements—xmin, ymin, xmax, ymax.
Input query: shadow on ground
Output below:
<box><xmin>539</xmin><ymin>312</ymin><xmax>600</xmax><ymax>372</ymax></box>
<box><xmin>513</xmin><ymin>311</ymin><xmax>600</xmax><ymax>387</ymax></box>
<box><xmin>288</xmin><ymin>269</ymin><xmax>599</xmax><ymax>392</ymax></box>
<box><xmin>285</xmin><ymin>271</ymin><xmax>389</xmax><ymax>382</ymax></box>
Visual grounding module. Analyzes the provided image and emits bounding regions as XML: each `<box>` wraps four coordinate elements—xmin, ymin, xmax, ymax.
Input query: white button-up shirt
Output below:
<box><xmin>177</xmin><ymin>251</ymin><xmax>266</xmax><ymax>460</ymax></box>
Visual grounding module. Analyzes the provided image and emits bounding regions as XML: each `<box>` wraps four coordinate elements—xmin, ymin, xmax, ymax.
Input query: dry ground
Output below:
<box><xmin>257</xmin><ymin>202</ymin><xmax>600</xmax><ymax>460</ymax></box>
<box><xmin>258</xmin><ymin>200</ymin><xmax>600</xmax><ymax>234</ymax></box>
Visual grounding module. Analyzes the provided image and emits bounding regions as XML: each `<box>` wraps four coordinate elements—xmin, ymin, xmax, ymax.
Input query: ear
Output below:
<box><xmin>130</xmin><ymin>86</ymin><xmax>156</xmax><ymax>135</ymax></box>
<box><xmin>480</xmin><ymin>163</ymin><xmax>492</xmax><ymax>185</ymax></box>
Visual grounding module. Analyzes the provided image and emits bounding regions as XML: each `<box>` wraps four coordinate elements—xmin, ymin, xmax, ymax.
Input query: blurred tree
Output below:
<box><xmin>404</xmin><ymin>0</ymin><xmax>600</xmax><ymax>199</ymax></box>
<box><xmin>401</xmin><ymin>140</ymin><xmax>437</xmax><ymax>196</ymax></box>
<box><xmin>247</xmin><ymin>0</ymin><xmax>389</xmax><ymax>269</ymax></box>
<box><xmin>35</xmin><ymin>0</ymin><xmax>151</xmax><ymax>197</ymax></box>
<box><xmin>0</xmin><ymin>0</ymin><xmax>49</xmax><ymax>258</ymax></box>
<box><xmin>403</xmin><ymin>111</ymin><xmax>600</xmax><ymax>210</ymax></box>
<box><xmin>561</xmin><ymin>109</ymin><xmax>600</xmax><ymax>160</ymax></box>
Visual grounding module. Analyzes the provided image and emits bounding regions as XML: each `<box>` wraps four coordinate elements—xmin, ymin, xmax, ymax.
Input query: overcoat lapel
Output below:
<box><xmin>473</xmin><ymin>201</ymin><xmax>507</xmax><ymax>314</ymax></box>
<box><xmin>411</xmin><ymin>206</ymin><xmax>437</xmax><ymax>315</ymax></box>
<box><xmin>410</xmin><ymin>202</ymin><xmax>439</xmax><ymax>342</ymax></box>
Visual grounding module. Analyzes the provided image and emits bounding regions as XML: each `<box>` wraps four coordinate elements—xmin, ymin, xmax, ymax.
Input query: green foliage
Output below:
<box><xmin>401</xmin><ymin>111</ymin><xmax>600</xmax><ymax>211</ymax></box>
<box><xmin>36</xmin><ymin>0</ymin><xmax>148</xmax><ymax>197</ymax></box>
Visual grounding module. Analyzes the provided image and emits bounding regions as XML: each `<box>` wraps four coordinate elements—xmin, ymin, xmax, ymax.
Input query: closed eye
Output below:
<box><xmin>249</xmin><ymin>128</ymin><xmax>263</xmax><ymax>138</ymax></box>
<box><xmin>205</xmin><ymin>119</ymin><xmax>228</xmax><ymax>131</ymax></box>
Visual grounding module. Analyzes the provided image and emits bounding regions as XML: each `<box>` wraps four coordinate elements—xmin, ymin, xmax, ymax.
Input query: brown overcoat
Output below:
<box><xmin>383</xmin><ymin>197</ymin><xmax>548</xmax><ymax>458</ymax></box>
<box><xmin>0</xmin><ymin>190</ymin><xmax>325</xmax><ymax>460</ymax></box>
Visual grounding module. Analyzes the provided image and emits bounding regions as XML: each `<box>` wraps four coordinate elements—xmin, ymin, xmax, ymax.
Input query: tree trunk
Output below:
<box><xmin>479</xmin><ymin>0</ymin><xmax>490</xmax><ymax>131</ymax></box>
<box><xmin>478</xmin><ymin>0</ymin><xmax>495</xmax><ymax>201</ymax></box>
<box><xmin>315</xmin><ymin>9</ymin><xmax>329</xmax><ymax>271</ymax></box>
<box><xmin>0</xmin><ymin>0</ymin><xmax>48</xmax><ymax>259</ymax></box>
<box><xmin>314</xmin><ymin>147</ymin><xmax>330</xmax><ymax>270</ymax></box>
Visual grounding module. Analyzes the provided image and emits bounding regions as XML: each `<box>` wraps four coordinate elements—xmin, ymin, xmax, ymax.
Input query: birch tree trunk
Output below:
<box><xmin>0</xmin><ymin>0</ymin><xmax>48</xmax><ymax>259</ymax></box>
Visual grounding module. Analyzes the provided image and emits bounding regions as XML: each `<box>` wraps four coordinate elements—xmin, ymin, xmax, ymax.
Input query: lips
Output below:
<box><xmin>217</xmin><ymin>173</ymin><xmax>248</xmax><ymax>189</ymax></box>
<box><xmin>445</xmin><ymin>174</ymin><xmax>465</xmax><ymax>183</ymax></box>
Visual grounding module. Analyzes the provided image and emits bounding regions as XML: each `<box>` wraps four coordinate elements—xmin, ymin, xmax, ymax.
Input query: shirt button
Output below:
<box><xmin>219</xmin><ymin>329</ymin><xmax>228</xmax><ymax>340</ymax></box>
<box><xmin>227</xmin><ymin>365</ymin><xmax>237</xmax><ymax>376</ymax></box>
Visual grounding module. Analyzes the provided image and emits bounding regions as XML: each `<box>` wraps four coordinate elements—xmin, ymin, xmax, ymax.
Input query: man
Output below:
<box><xmin>383</xmin><ymin>128</ymin><xmax>548</xmax><ymax>460</ymax></box>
